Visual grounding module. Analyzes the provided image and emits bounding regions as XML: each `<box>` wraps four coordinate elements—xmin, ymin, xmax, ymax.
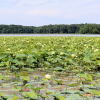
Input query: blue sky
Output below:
<box><xmin>0</xmin><ymin>0</ymin><xmax>100</xmax><ymax>27</ymax></box>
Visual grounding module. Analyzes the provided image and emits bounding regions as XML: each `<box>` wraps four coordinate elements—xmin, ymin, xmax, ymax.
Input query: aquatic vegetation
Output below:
<box><xmin>0</xmin><ymin>36</ymin><xmax>100</xmax><ymax>99</ymax></box>
<box><xmin>45</xmin><ymin>74</ymin><xmax>51</xmax><ymax>79</ymax></box>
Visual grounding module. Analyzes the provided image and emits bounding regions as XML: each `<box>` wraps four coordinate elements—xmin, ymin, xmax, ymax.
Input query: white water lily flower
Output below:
<box><xmin>45</xmin><ymin>74</ymin><xmax>51</xmax><ymax>79</ymax></box>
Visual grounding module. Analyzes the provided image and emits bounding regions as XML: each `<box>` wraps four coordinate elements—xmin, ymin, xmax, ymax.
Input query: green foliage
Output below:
<box><xmin>54</xmin><ymin>67</ymin><xmax>64</xmax><ymax>72</ymax></box>
<box><xmin>55</xmin><ymin>96</ymin><xmax>66</xmax><ymax>100</ymax></box>
<box><xmin>69</xmin><ymin>83</ymin><xmax>79</xmax><ymax>87</ymax></box>
<box><xmin>20</xmin><ymin>72</ymin><xmax>29</xmax><ymax>76</ymax></box>
<box><xmin>55</xmin><ymin>79</ymin><xmax>63</xmax><ymax>85</ymax></box>
<box><xmin>77</xmin><ymin>73</ymin><xmax>87</xmax><ymax>78</ymax></box>
<box><xmin>11</xmin><ymin>95</ymin><xmax>19</xmax><ymax>100</ymax></box>
<box><xmin>0</xmin><ymin>36</ymin><xmax>99</xmax><ymax>72</ymax></box>
<box><xmin>0</xmin><ymin>36</ymin><xmax>100</xmax><ymax>100</ymax></box>
<box><xmin>85</xmin><ymin>89</ymin><xmax>100</xmax><ymax>95</ymax></box>
<box><xmin>79</xmin><ymin>23</ymin><xmax>100</xmax><ymax>34</ymax></box>
<box><xmin>0</xmin><ymin>92</ymin><xmax>7</xmax><ymax>96</ymax></box>
<box><xmin>87</xmin><ymin>74</ymin><xmax>92</xmax><ymax>81</ymax></box>
<box><xmin>0</xmin><ymin>74</ymin><xmax>4</xmax><ymax>80</ymax></box>
<box><xmin>0</xmin><ymin>24</ymin><xmax>91</xmax><ymax>34</ymax></box>
<box><xmin>22</xmin><ymin>91</ymin><xmax>38</xmax><ymax>99</ymax></box>
<box><xmin>22</xmin><ymin>76</ymin><xmax>30</xmax><ymax>82</ymax></box>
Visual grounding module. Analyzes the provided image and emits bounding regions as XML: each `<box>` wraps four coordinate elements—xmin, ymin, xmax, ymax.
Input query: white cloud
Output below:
<box><xmin>26</xmin><ymin>9</ymin><xmax>60</xmax><ymax>17</ymax></box>
<box><xmin>0</xmin><ymin>0</ymin><xmax>100</xmax><ymax>26</ymax></box>
<box><xmin>16</xmin><ymin>0</ymin><xmax>49</xmax><ymax>6</ymax></box>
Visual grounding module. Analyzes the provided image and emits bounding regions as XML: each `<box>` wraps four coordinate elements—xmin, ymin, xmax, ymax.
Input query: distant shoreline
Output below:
<box><xmin>0</xmin><ymin>34</ymin><xmax>100</xmax><ymax>37</ymax></box>
<box><xmin>0</xmin><ymin>33</ymin><xmax>100</xmax><ymax>35</ymax></box>
<box><xmin>0</xmin><ymin>24</ymin><xmax>100</xmax><ymax>34</ymax></box>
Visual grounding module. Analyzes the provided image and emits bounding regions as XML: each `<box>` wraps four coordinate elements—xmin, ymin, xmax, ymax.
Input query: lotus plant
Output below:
<box><xmin>45</xmin><ymin>74</ymin><xmax>51</xmax><ymax>80</ymax></box>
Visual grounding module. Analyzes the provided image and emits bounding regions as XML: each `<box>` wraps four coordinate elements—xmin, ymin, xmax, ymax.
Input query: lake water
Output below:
<box><xmin>0</xmin><ymin>34</ymin><xmax>100</xmax><ymax>37</ymax></box>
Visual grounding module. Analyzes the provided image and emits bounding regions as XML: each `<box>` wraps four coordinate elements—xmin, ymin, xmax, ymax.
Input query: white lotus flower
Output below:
<box><xmin>3</xmin><ymin>42</ymin><xmax>6</xmax><ymax>44</ymax></box>
<box><xmin>71</xmin><ymin>54</ymin><xmax>75</xmax><ymax>57</ymax></box>
<box><xmin>45</xmin><ymin>74</ymin><xmax>51</xmax><ymax>79</ymax></box>
<box><xmin>52</xmin><ymin>51</ymin><xmax>55</xmax><ymax>54</ymax></box>
<box><xmin>8</xmin><ymin>48</ymin><xmax>11</xmax><ymax>50</ymax></box>
<box><xmin>20</xmin><ymin>49</ymin><xmax>23</xmax><ymax>51</ymax></box>
<box><xmin>94</xmin><ymin>49</ymin><xmax>98</xmax><ymax>52</ymax></box>
<box><xmin>60</xmin><ymin>52</ymin><xmax>63</xmax><ymax>55</ymax></box>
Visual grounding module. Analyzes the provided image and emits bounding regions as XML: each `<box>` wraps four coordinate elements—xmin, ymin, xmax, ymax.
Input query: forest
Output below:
<box><xmin>0</xmin><ymin>23</ymin><xmax>100</xmax><ymax>34</ymax></box>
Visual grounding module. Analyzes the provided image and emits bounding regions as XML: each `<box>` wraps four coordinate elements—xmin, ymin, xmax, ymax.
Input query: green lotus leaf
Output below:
<box><xmin>45</xmin><ymin>89</ymin><xmax>55</xmax><ymax>95</ymax></box>
<box><xmin>0</xmin><ymin>74</ymin><xmax>4</xmax><ymax>80</ymax></box>
<box><xmin>26</xmin><ymin>91</ymin><xmax>38</xmax><ymax>99</ymax></box>
<box><xmin>32</xmin><ymin>87</ymin><xmax>44</xmax><ymax>91</ymax></box>
<box><xmin>83</xmin><ymin>56</ymin><xmax>91</xmax><ymax>62</ymax></box>
<box><xmin>55</xmin><ymin>96</ymin><xmax>66</xmax><ymax>100</ymax></box>
<box><xmin>22</xmin><ymin>76</ymin><xmax>30</xmax><ymax>82</ymax></box>
<box><xmin>85</xmin><ymin>89</ymin><xmax>100</xmax><ymax>95</ymax></box>
<box><xmin>20</xmin><ymin>72</ymin><xmax>29</xmax><ymax>76</ymax></box>
<box><xmin>11</xmin><ymin>96</ymin><xmax>19</xmax><ymax>100</ymax></box>
<box><xmin>16</xmin><ymin>54</ymin><xmax>27</xmax><ymax>58</ymax></box>
<box><xmin>87</xmin><ymin>74</ymin><xmax>92</xmax><ymax>81</ymax></box>
<box><xmin>77</xmin><ymin>73</ymin><xmax>87</xmax><ymax>78</ymax></box>
<box><xmin>0</xmin><ymin>92</ymin><xmax>7</xmax><ymax>96</ymax></box>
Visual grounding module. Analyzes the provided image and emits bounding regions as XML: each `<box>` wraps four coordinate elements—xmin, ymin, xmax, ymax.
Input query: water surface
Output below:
<box><xmin>0</xmin><ymin>34</ymin><xmax>100</xmax><ymax>37</ymax></box>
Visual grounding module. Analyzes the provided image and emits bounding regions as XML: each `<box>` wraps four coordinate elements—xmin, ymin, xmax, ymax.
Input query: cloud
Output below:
<box><xmin>0</xmin><ymin>0</ymin><xmax>20</xmax><ymax>7</ymax></box>
<box><xmin>57</xmin><ymin>0</ymin><xmax>100</xmax><ymax>20</ymax></box>
<box><xmin>26</xmin><ymin>9</ymin><xmax>60</xmax><ymax>17</ymax></box>
<box><xmin>16</xmin><ymin>0</ymin><xmax>49</xmax><ymax>6</ymax></box>
<box><xmin>0</xmin><ymin>0</ymin><xmax>100</xmax><ymax>26</ymax></box>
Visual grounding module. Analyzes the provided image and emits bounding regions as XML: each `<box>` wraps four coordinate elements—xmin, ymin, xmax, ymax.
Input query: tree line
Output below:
<box><xmin>0</xmin><ymin>23</ymin><xmax>100</xmax><ymax>34</ymax></box>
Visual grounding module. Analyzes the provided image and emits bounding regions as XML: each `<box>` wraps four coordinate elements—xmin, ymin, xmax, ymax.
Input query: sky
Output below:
<box><xmin>0</xmin><ymin>0</ymin><xmax>100</xmax><ymax>27</ymax></box>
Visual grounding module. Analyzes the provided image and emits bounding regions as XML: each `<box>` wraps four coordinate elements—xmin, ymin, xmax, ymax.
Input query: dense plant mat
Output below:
<box><xmin>0</xmin><ymin>36</ymin><xmax>100</xmax><ymax>99</ymax></box>
<box><xmin>0</xmin><ymin>36</ymin><xmax>100</xmax><ymax>72</ymax></box>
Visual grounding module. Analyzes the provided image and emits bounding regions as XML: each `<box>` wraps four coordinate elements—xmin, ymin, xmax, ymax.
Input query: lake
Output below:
<box><xmin>0</xmin><ymin>34</ymin><xmax>100</xmax><ymax>37</ymax></box>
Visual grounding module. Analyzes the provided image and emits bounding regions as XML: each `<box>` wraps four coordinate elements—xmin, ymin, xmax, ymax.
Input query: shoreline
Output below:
<box><xmin>0</xmin><ymin>34</ymin><xmax>100</xmax><ymax>37</ymax></box>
